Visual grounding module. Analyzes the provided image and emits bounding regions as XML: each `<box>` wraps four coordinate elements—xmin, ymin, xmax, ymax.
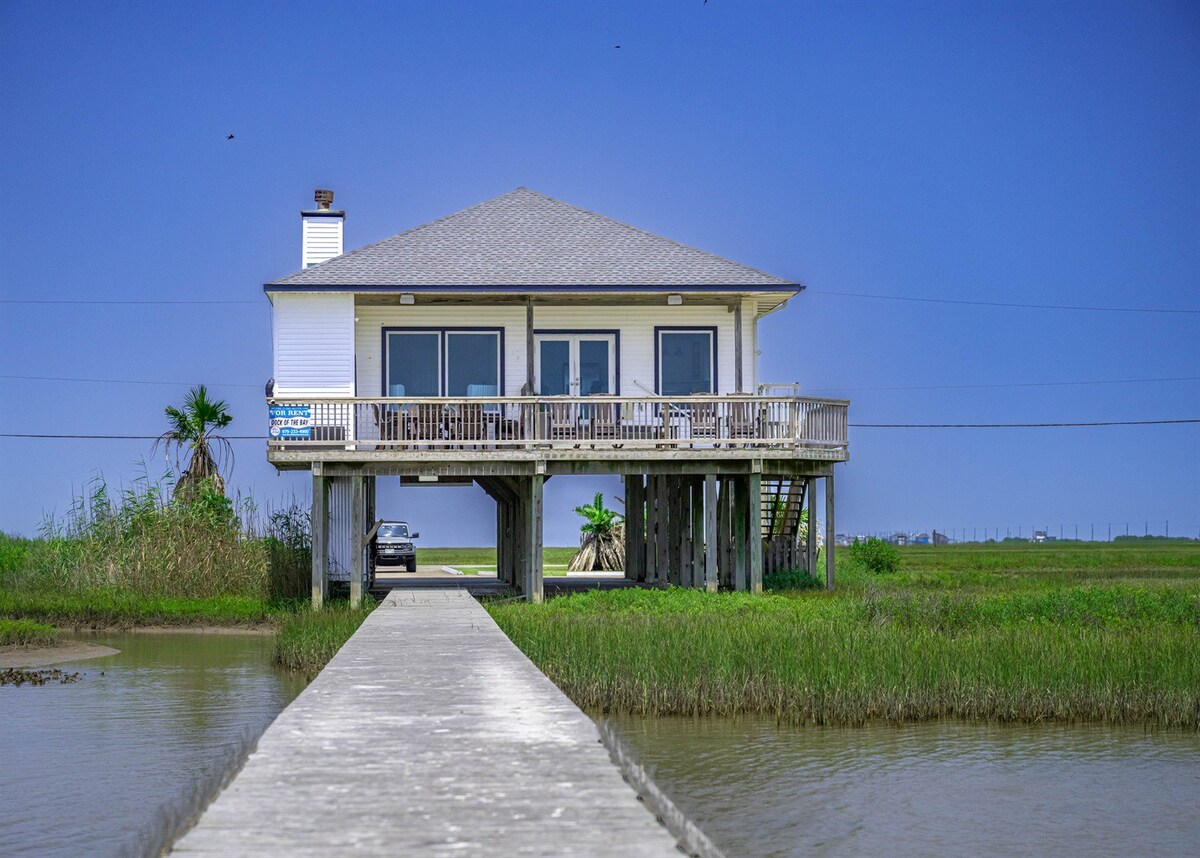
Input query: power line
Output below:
<box><xmin>0</xmin><ymin>433</ymin><xmax>264</xmax><ymax>440</ymax></box>
<box><xmin>807</xmin><ymin>289</ymin><xmax>1200</xmax><ymax>315</ymax></box>
<box><xmin>0</xmin><ymin>374</ymin><xmax>262</xmax><ymax>389</ymax></box>
<box><xmin>4</xmin><ymin>291</ymin><xmax>1197</xmax><ymax>314</ymax></box>
<box><xmin>854</xmin><ymin>417</ymin><xmax>1200</xmax><ymax>427</ymax></box>
<box><xmin>807</xmin><ymin>376</ymin><xmax>1200</xmax><ymax>393</ymax></box>
<box><xmin>5</xmin><ymin>373</ymin><xmax>1198</xmax><ymax>393</ymax></box>
<box><xmin>0</xmin><ymin>298</ymin><xmax>260</xmax><ymax>305</ymax></box>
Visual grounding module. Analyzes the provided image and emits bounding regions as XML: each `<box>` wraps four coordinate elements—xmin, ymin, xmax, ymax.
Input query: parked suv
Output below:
<box><xmin>372</xmin><ymin>521</ymin><xmax>419</xmax><ymax>573</ymax></box>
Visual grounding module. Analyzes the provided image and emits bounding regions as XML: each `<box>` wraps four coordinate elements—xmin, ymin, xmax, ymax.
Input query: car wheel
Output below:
<box><xmin>406</xmin><ymin>558</ymin><xmax>417</xmax><ymax>574</ymax></box>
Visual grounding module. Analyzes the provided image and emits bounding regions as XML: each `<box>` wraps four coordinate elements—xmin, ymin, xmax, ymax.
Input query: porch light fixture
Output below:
<box><xmin>667</xmin><ymin>294</ymin><xmax>683</xmax><ymax>306</ymax></box>
<box><xmin>399</xmin><ymin>293</ymin><xmax>416</xmax><ymax>305</ymax></box>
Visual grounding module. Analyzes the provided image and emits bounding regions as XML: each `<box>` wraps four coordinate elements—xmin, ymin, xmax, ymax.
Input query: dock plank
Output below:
<box><xmin>173</xmin><ymin>590</ymin><xmax>680</xmax><ymax>856</ymax></box>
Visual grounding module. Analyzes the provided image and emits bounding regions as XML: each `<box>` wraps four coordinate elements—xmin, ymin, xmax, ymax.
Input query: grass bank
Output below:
<box><xmin>0</xmin><ymin>618</ymin><xmax>59</xmax><ymax>648</ymax></box>
<box><xmin>274</xmin><ymin>599</ymin><xmax>376</xmax><ymax>679</ymax></box>
<box><xmin>486</xmin><ymin>543</ymin><xmax>1200</xmax><ymax>728</ymax></box>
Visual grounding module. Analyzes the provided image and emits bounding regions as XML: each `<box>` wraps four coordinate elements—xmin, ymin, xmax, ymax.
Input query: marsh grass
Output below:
<box><xmin>0</xmin><ymin>618</ymin><xmax>59</xmax><ymax>647</ymax></box>
<box><xmin>274</xmin><ymin>599</ymin><xmax>376</xmax><ymax>679</ymax></box>
<box><xmin>1</xmin><ymin>474</ymin><xmax>312</xmax><ymax>605</ymax></box>
<box><xmin>486</xmin><ymin>543</ymin><xmax>1200</xmax><ymax>728</ymax></box>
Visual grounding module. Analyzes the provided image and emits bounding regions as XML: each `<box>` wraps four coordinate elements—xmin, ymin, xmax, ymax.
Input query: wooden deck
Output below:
<box><xmin>267</xmin><ymin>393</ymin><xmax>850</xmax><ymax>470</ymax></box>
<box><xmin>173</xmin><ymin>590</ymin><xmax>685</xmax><ymax>857</ymax></box>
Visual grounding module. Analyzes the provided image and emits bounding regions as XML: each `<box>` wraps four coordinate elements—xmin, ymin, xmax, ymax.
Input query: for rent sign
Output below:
<box><xmin>269</xmin><ymin>404</ymin><xmax>312</xmax><ymax>439</ymax></box>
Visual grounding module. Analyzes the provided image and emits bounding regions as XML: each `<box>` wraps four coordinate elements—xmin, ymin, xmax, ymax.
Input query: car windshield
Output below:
<box><xmin>378</xmin><ymin>524</ymin><xmax>409</xmax><ymax>538</ymax></box>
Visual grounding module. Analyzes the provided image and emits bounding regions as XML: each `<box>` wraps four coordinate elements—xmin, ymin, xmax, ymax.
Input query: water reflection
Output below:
<box><xmin>610</xmin><ymin>716</ymin><xmax>1200</xmax><ymax>858</ymax></box>
<box><xmin>0</xmin><ymin>633</ymin><xmax>304</xmax><ymax>857</ymax></box>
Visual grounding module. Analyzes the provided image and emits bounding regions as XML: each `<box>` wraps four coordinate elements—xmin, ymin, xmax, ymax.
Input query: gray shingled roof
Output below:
<box><xmin>267</xmin><ymin>187</ymin><xmax>795</xmax><ymax>288</ymax></box>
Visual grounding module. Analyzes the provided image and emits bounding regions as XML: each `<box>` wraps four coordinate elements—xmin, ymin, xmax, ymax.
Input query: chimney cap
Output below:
<box><xmin>314</xmin><ymin>189</ymin><xmax>335</xmax><ymax>210</ymax></box>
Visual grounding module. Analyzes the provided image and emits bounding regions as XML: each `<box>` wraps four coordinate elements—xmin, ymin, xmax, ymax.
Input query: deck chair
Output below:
<box><xmin>686</xmin><ymin>398</ymin><xmax>718</xmax><ymax>445</ymax></box>
<box><xmin>726</xmin><ymin>398</ymin><xmax>760</xmax><ymax>446</ymax></box>
<box><xmin>584</xmin><ymin>396</ymin><xmax>622</xmax><ymax>447</ymax></box>
<box><xmin>540</xmin><ymin>397</ymin><xmax>573</xmax><ymax>441</ymax></box>
<box><xmin>407</xmin><ymin>403</ymin><xmax>444</xmax><ymax>447</ymax></box>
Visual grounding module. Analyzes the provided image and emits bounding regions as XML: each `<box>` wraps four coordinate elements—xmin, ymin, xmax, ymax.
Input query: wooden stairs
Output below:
<box><xmin>761</xmin><ymin>478</ymin><xmax>811</xmax><ymax>575</ymax></box>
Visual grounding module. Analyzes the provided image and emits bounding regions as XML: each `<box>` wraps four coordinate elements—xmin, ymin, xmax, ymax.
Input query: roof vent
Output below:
<box><xmin>301</xmin><ymin>189</ymin><xmax>345</xmax><ymax>268</ymax></box>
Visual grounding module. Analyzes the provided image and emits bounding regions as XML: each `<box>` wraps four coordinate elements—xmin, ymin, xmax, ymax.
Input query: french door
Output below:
<box><xmin>535</xmin><ymin>334</ymin><xmax>616</xmax><ymax>396</ymax></box>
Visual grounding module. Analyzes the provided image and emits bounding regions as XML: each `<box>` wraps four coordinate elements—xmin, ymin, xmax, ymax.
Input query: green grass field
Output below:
<box><xmin>415</xmin><ymin>547</ymin><xmax>579</xmax><ymax>570</ymax></box>
<box><xmin>486</xmin><ymin>541</ymin><xmax>1200</xmax><ymax>727</ymax></box>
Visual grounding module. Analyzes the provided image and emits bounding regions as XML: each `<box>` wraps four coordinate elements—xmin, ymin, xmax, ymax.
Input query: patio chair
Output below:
<box><xmin>685</xmin><ymin>398</ymin><xmax>718</xmax><ymax>445</ymax></box>
<box><xmin>584</xmin><ymin>396</ymin><xmax>622</xmax><ymax>447</ymax></box>
<box><xmin>545</xmin><ymin>397</ymin><xmax>578</xmax><ymax>442</ymax></box>
<box><xmin>407</xmin><ymin>403</ymin><xmax>445</xmax><ymax>447</ymax></box>
<box><xmin>726</xmin><ymin>397</ymin><xmax>760</xmax><ymax>446</ymax></box>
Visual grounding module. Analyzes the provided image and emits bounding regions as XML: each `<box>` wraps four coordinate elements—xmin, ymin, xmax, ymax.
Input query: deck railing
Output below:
<box><xmin>267</xmin><ymin>394</ymin><xmax>849</xmax><ymax>452</ymax></box>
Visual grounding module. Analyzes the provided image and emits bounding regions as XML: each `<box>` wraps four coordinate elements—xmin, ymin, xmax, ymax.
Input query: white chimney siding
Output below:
<box><xmin>302</xmin><ymin>215</ymin><xmax>344</xmax><ymax>268</ymax></box>
<box><xmin>301</xmin><ymin>188</ymin><xmax>345</xmax><ymax>268</ymax></box>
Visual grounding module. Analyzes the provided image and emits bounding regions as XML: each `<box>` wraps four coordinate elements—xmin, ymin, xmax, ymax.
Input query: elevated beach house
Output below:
<box><xmin>265</xmin><ymin>188</ymin><xmax>849</xmax><ymax>605</ymax></box>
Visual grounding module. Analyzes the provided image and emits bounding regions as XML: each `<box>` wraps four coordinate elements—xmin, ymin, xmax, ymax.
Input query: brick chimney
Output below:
<box><xmin>301</xmin><ymin>188</ymin><xmax>344</xmax><ymax>268</ymax></box>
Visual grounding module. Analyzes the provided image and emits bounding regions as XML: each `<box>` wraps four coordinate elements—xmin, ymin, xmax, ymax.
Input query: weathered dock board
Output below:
<box><xmin>173</xmin><ymin>590</ymin><xmax>681</xmax><ymax>857</ymax></box>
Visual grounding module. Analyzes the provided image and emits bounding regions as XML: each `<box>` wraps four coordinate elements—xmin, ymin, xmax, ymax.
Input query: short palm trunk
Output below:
<box><xmin>568</xmin><ymin>523</ymin><xmax>626</xmax><ymax>572</ymax></box>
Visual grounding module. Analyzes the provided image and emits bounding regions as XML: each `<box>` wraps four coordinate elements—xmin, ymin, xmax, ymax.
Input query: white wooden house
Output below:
<box><xmin>265</xmin><ymin>188</ymin><xmax>849</xmax><ymax>605</ymax></box>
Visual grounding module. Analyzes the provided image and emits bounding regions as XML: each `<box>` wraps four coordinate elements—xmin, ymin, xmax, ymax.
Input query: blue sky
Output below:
<box><xmin>1</xmin><ymin>1</ymin><xmax>1197</xmax><ymax>544</ymax></box>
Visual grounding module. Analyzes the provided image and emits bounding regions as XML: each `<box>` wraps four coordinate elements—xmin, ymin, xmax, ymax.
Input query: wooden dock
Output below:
<box><xmin>173</xmin><ymin>590</ymin><xmax>682</xmax><ymax>856</ymax></box>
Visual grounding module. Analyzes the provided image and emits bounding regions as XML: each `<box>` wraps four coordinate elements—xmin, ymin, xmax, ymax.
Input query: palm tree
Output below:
<box><xmin>567</xmin><ymin>492</ymin><xmax>625</xmax><ymax>572</ymax></box>
<box><xmin>157</xmin><ymin>385</ymin><xmax>233</xmax><ymax>501</ymax></box>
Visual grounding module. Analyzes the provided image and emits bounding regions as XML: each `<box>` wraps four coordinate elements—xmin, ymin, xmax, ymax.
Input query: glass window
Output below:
<box><xmin>658</xmin><ymin>330</ymin><xmax>713</xmax><ymax>395</ymax></box>
<box><xmin>538</xmin><ymin>339</ymin><xmax>570</xmax><ymax>395</ymax></box>
<box><xmin>378</xmin><ymin>524</ymin><xmax>409</xmax><ymax>538</ymax></box>
<box><xmin>387</xmin><ymin>332</ymin><xmax>440</xmax><ymax>397</ymax></box>
<box><xmin>579</xmin><ymin>338</ymin><xmax>611</xmax><ymax>396</ymax></box>
<box><xmin>446</xmin><ymin>332</ymin><xmax>500</xmax><ymax>397</ymax></box>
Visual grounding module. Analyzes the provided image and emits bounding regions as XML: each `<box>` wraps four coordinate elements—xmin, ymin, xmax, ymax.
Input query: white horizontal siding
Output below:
<box><xmin>302</xmin><ymin>217</ymin><xmax>344</xmax><ymax>268</ymax></box>
<box><xmin>355</xmin><ymin>300</ymin><xmax>756</xmax><ymax>396</ymax></box>
<box><xmin>272</xmin><ymin>293</ymin><xmax>355</xmax><ymax>396</ymax></box>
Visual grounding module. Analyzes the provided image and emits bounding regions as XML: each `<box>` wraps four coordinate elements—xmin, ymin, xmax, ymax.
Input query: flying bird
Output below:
<box><xmin>613</xmin><ymin>44</ymin><xmax>620</xmax><ymax>48</ymax></box>
<box><xmin>226</xmin><ymin>134</ymin><xmax>235</xmax><ymax>140</ymax></box>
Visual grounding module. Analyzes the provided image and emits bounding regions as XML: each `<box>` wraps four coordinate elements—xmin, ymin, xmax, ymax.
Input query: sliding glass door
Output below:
<box><xmin>384</xmin><ymin>328</ymin><xmax>502</xmax><ymax>397</ymax></box>
<box><xmin>535</xmin><ymin>334</ymin><xmax>616</xmax><ymax>396</ymax></box>
<box><xmin>385</xmin><ymin>331</ymin><xmax>440</xmax><ymax>397</ymax></box>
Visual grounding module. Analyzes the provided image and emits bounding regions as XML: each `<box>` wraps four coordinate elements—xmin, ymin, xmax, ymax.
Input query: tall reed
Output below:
<box><xmin>2</xmin><ymin>472</ymin><xmax>312</xmax><ymax>601</ymax></box>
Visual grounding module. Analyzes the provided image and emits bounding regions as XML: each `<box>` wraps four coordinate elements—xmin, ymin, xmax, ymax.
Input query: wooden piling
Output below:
<box><xmin>732</xmin><ymin>477</ymin><xmax>748</xmax><ymax>592</ymax></box>
<box><xmin>690</xmin><ymin>477</ymin><xmax>704</xmax><ymax>589</ymax></box>
<box><xmin>825</xmin><ymin>471</ymin><xmax>836</xmax><ymax>591</ymax></box>
<box><xmin>748</xmin><ymin>470</ymin><xmax>763</xmax><ymax>594</ymax></box>
<box><xmin>311</xmin><ymin>472</ymin><xmax>328</xmax><ymax>610</ymax></box>
<box><xmin>350</xmin><ymin>473</ymin><xmax>364</xmax><ymax>609</ymax></box>
<box><xmin>704</xmin><ymin>474</ymin><xmax>718</xmax><ymax>592</ymax></box>
<box><xmin>525</xmin><ymin>475</ymin><xmax>544</xmax><ymax>603</ymax></box>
